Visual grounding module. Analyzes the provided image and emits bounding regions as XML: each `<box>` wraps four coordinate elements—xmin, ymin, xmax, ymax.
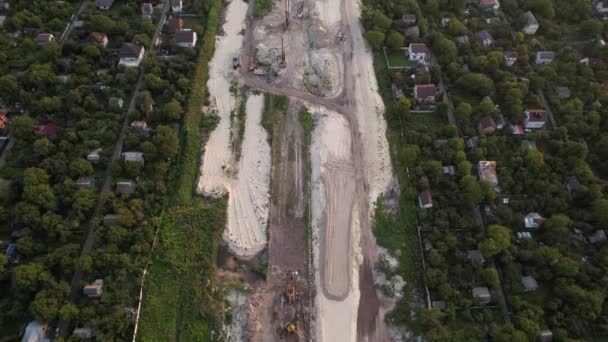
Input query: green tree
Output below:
<box><xmin>580</xmin><ymin>19</ymin><xmax>603</xmax><ymax>38</ymax></box>
<box><xmin>58</xmin><ymin>303</ymin><xmax>79</xmax><ymax>321</ymax></box>
<box><xmin>457</xmin><ymin>73</ymin><xmax>495</xmax><ymax>97</ymax></box>
<box><xmin>447</xmin><ymin>19</ymin><xmax>466</xmax><ymax>36</ymax></box>
<box><xmin>33</xmin><ymin>138</ymin><xmax>55</xmax><ymax>156</ymax></box>
<box><xmin>385</xmin><ymin>31</ymin><xmax>405</xmax><ymax>50</ymax></box>
<box><xmin>69</xmin><ymin>159</ymin><xmax>93</xmax><ymax>177</ymax></box>
<box><xmin>481</xmin><ymin>268</ymin><xmax>500</xmax><ymax>287</ymax></box>
<box><xmin>0</xmin><ymin>75</ymin><xmax>21</xmax><ymax>99</ymax></box>
<box><xmin>12</xmin><ymin>263</ymin><xmax>45</xmax><ymax>292</ymax></box>
<box><xmin>460</xmin><ymin>175</ymin><xmax>483</xmax><ymax>204</ymax></box>
<box><xmin>592</xmin><ymin>199</ymin><xmax>608</xmax><ymax>226</ymax></box>
<box><xmin>372</xmin><ymin>11</ymin><xmax>392</xmax><ymax>31</ymax></box>
<box><xmin>29</xmin><ymin>291</ymin><xmax>59</xmax><ymax>322</ymax></box>
<box><xmin>13</xmin><ymin>116</ymin><xmax>34</xmax><ymax>139</ymax></box>
<box><xmin>161</xmin><ymin>100</ymin><xmax>184</xmax><ymax>121</ymax></box>
<box><xmin>153</xmin><ymin>125</ymin><xmax>179</xmax><ymax>160</ymax></box>
<box><xmin>480</xmin><ymin>225</ymin><xmax>511</xmax><ymax>257</ymax></box>
<box><xmin>455</xmin><ymin>102</ymin><xmax>472</xmax><ymax>121</ymax></box>
<box><xmin>365</xmin><ymin>31</ymin><xmax>385</xmax><ymax>50</ymax></box>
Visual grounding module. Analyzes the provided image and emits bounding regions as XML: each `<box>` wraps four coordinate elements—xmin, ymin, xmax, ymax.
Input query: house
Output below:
<box><xmin>524</xmin><ymin>109</ymin><xmax>547</xmax><ymax>129</ymax></box>
<box><xmin>175</xmin><ymin>30</ymin><xmax>198</xmax><ymax>48</ymax></box>
<box><xmin>141</xmin><ymin>2</ymin><xmax>154</xmax><ymax>19</ymax></box>
<box><xmin>402</xmin><ymin>13</ymin><xmax>416</xmax><ymax>25</ymax></box>
<box><xmin>539</xmin><ymin>330</ymin><xmax>553</xmax><ymax>342</ymax></box>
<box><xmin>440</xmin><ymin>17</ymin><xmax>451</xmax><ymax>27</ymax></box>
<box><xmin>418</xmin><ymin>190</ymin><xmax>433</xmax><ymax>208</ymax></box>
<box><xmin>443</xmin><ymin>165</ymin><xmax>456</xmax><ymax>176</ymax></box>
<box><xmin>504</xmin><ymin>51</ymin><xmax>518</xmax><ymax>66</ymax></box>
<box><xmin>118</xmin><ymin>43</ymin><xmax>145</xmax><ymax>67</ymax></box>
<box><xmin>432</xmin><ymin>301</ymin><xmax>447</xmax><ymax>309</ymax></box>
<box><xmin>524</xmin><ymin>212</ymin><xmax>544</xmax><ymax>228</ymax></box>
<box><xmin>517</xmin><ymin>231</ymin><xmax>532</xmax><ymax>240</ymax></box>
<box><xmin>87</xmin><ymin>149</ymin><xmax>102</xmax><ymax>163</ymax></box>
<box><xmin>480</xmin><ymin>0</ymin><xmax>500</xmax><ymax>11</ymax></box>
<box><xmin>535</xmin><ymin>51</ymin><xmax>555</xmax><ymax>65</ymax></box>
<box><xmin>414</xmin><ymin>84</ymin><xmax>436</xmax><ymax>103</ymax></box>
<box><xmin>35</xmin><ymin>123</ymin><xmax>57</xmax><ymax>136</ymax></box>
<box><xmin>116</xmin><ymin>181</ymin><xmax>136</xmax><ymax>195</ymax></box>
<box><xmin>0</xmin><ymin>110</ymin><xmax>9</xmax><ymax>131</ymax></box>
<box><xmin>554</xmin><ymin>86</ymin><xmax>571</xmax><ymax>99</ymax></box>
<box><xmin>95</xmin><ymin>0</ymin><xmax>114</xmax><ymax>10</ymax></box>
<box><xmin>72</xmin><ymin>328</ymin><xmax>94</xmax><ymax>339</ymax></box>
<box><xmin>589</xmin><ymin>230</ymin><xmax>607</xmax><ymax>243</ymax></box>
<box><xmin>21</xmin><ymin>321</ymin><xmax>49</xmax><ymax>342</ymax></box>
<box><xmin>36</xmin><ymin>33</ymin><xmax>54</xmax><ymax>47</ymax></box>
<box><xmin>122</xmin><ymin>152</ymin><xmax>145</xmax><ymax>164</ymax></box>
<box><xmin>593</xmin><ymin>1</ymin><xmax>608</xmax><ymax>20</ymax></box>
<box><xmin>103</xmin><ymin>214</ymin><xmax>119</xmax><ymax>226</ymax></box>
<box><xmin>171</xmin><ymin>0</ymin><xmax>183</xmax><ymax>13</ymax></box>
<box><xmin>130</xmin><ymin>120</ymin><xmax>151</xmax><ymax>137</ymax></box>
<box><xmin>477</xmin><ymin>30</ymin><xmax>493</xmax><ymax>47</ymax></box>
<box><xmin>478</xmin><ymin>116</ymin><xmax>497</xmax><ymax>134</ymax></box>
<box><xmin>564</xmin><ymin>176</ymin><xmax>580</xmax><ymax>192</ymax></box>
<box><xmin>83</xmin><ymin>279</ymin><xmax>104</xmax><ymax>298</ymax></box>
<box><xmin>109</xmin><ymin>97</ymin><xmax>124</xmax><ymax>109</ymax></box>
<box><xmin>87</xmin><ymin>32</ymin><xmax>108</xmax><ymax>48</ymax></box>
<box><xmin>523</xmin><ymin>11</ymin><xmax>539</xmax><ymax>34</ymax></box>
<box><xmin>76</xmin><ymin>176</ymin><xmax>95</xmax><ymax>188</ymax></box>
<box><xmin>166</xmin><ymin>16</ymin><xmax>184</xmax><ymax>31</ymax></box>
<box><xmin>510</xmin><ymin>124</ymin><xmax>525</xmax><ymax>135</ymax></box>
<box><xmin>495</xmin><ymin>114</ymin><xmax>505</xmax><ymax>130</ymax></box>
<box><xmin>472</xmin><ymin>287</ymin><xmax>492</xmax><ymax>304</ymax></box>
<box><xmin>521</xmin><ymin>276</ymin><xmax>538</xmax><ymax>292</ymax></box>
<box><xmin>456</xmin><ymin>35</ymin><xmax>470</xmax><ymax>45</ymax></box>
<box><xmin>466</xmin><ymin>136</ymin><xmax>480</xmax><ymax>149</ymax></box>
<box><xmin>408</xmin><ymin>43</ymin><xmax>428</xmax><ymax>62</ymax></box>
<box><xmin>467</xmin><ymin>250</ymin><xmax>485</xmax><ymax>265</ymax></box>
<box><xmin>404</xmin><ymin>26</ymin><xmax>420</xmax><ymax>39</ymax></box>
<box><xmin>478</xmin><ymin>161</ymin><xmax>498</xmax><ymax>187</ymax></box>
<box><xmin>580</xmin><ymin>57</ymin><xmax>601</xmax><ymax>67</ymax></box>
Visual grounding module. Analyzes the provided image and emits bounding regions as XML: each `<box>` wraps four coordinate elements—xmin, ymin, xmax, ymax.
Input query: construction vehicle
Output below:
<box><xmin>232</xmin><ymin>55</ymin><xmax>240</xmax><ymax>69</ymax></box>
<box><xmin>285</xmin><ymin>321</ymin><xmax>298</xmax><ymax>334</ymax></box>
<box><xmin>284</xmin><ymin>0</ymin><xmax>289</xmax><ymax>29</ymax></box>
<box><xmin>279</xmin><ymin>35</ymin><xmax>286</xmax><ymax>69</ymax></box>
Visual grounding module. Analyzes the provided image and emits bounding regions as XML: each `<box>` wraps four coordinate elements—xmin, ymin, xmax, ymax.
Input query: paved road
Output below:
<box><xmin>59</xmin><ymin>1</ymin><xmax>88</xmax><ymax>44</ymax></box>
<box><xmin>56</xmin><ymin>1</ymin><xmax>170</xmax><ymax>337</ymax></box>
<box><xmin>537</xmin><ymin>90</ymin><xmax>558</xmax><ymax>127</ymax></box>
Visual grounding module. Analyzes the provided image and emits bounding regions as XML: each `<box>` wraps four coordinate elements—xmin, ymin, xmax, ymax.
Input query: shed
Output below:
<box><xmin>116</xmin><ymin>181</ymin><xmax>136</xmax><ymax>195</ymax></box>
<box><xmin>442</xmin><ymin>165</ymin><xmax>455</xmax><ymax>176</ymax></box>
<box><xmin>72</xmin><ymin>327</ymin><xmax>94</xmax><ymax>339</ymax></box>
<box><xmin>103</xmin><ymin>214</ymin><xmax>119</xmax><ymax>226</ymax></box>
<box><xmin>467</xmin><ymin>250</ymin><xmax>485</xmax><ymax>265</ymax></box>
<box><xmin>87</xmin><ymin>149</ymin><xmax>102</xmax><ymax>163</ymax></box>
<box><xmin>554</xmin><ymin>86</ymin><xmax>571</xmax><ymax>99</ymax></box>
<box><xmin>83</xmin><ymin>279</ymin><xmax>103</xmax><ymax>297</ymax></box>
<box><xmin>122</xmin><ymin>152</ymin><xmax>144</xmax><ymax>165</ymax></box>
<box><xmin>432</xmin><ymin>301</ymin><xmax>447</xmax><ymax>309</ymax></box>
<box><xmin>472</xmin><ymin>287</ymin><xmax>492</xmax><ymax>304</ymax></box>
<box><xmin>109</xmin><ymin>97</ymin><xmax>124</xmax><ymax>109</ymax></box>
<box><xmin>478</xmin><ymin>116</ymin><xmax>497</xmax><ymax>134</ymax></box>
<box><xmin>540</xmin><ymin>330</ymin><xmax>553</xmax><ymax>342</ymax></box>
<box><xmin>418</xmin><ymin>191</ymin><xmax>433</xmax><ymax>209</ymax></box>
<box><xmin>524</xmin><ymin>212</ymin><xmax>544</xmax><ymax>228</ymax></box>
<box><xmin>76</xmin><ymin>176</ymin><xmax>95</xmax><ymax>188</ymax></box>
<box><xmin>521</xmin><ymin>276</ymin><xmax>538</xmax><ymax>292</ymax></box>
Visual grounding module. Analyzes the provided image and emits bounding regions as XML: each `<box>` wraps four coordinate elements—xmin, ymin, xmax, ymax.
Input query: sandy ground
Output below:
<box><xmin>197</xmin><ymin>0</ymin><xmax>272</xmax><ymax>258</ymax></box>
<box><xmin>310</xmin><ymin>108</ymin><xmax>362</xmax><ymax>342</ymax></box>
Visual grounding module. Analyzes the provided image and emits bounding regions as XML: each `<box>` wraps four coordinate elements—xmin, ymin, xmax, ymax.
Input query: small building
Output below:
<box><xmin>72</xmin><ymin>328</ymin><xmax>94</xmax><ymax>339</ymax></box>
<box><xmin>116</xmin><ymin>181</ymin><xmax>136</xmax><ymax>195</ymax></box>
<box><xmin>495</xmin><ymin>114</ymin><xmax>505</xmax><ymax>130</ymax></box>
<box><xmin>21</xmin><ymin>321</ymin><xmax>49</xmax><ymax>342</ymax></box>
<box><xmin>87</xmin><ymin>32</ymin><xmax>108</xmax><ymax>48</ymax></box>
<box><xmin>432</xmin><ymin>301</ymin><xmax>447</xmax><ymax>309</ymax></box>
<box><xmin>175</xmin><ymin>30</ymin><xmax>198</xmax><ymax>48</ymax></box>
<box><xmin>414</xmin><ymin>84</ymin><xmax>436</xmax><ymax>103</ymax></box>
<box><xmin>535</xmin><ymin>51</ymin><xmax>555</xmax><ymax>65</ymax></box>
<box><xmin>87</xmin><ymin>149</ymin><xmax>102</xmax><ymax>163</ymax></box>
<box><xmin>404</xmin><ymin>25</ymin><xmax>420</xmax><ymax>39</ymax></box>
<box><xmin>539</xmin><ymin>330</ymin><xmax>553</xmax><ymax>342</ymax></box>
<box><xmin>524</xmin><ymin>212</ymin><xmax>544</xmax><ymax>229</ymax></box>
<box><xmin>122</xmin><ymin>152</ymin><xmax>145</xmax><ymax>165</ymax></box>
<box><xmin>166</xmin><ymin>16</ymin><xmax>184</xmax><ymax>31</ymax></box>
<box><xmin>130</xmin><ymin>120</ymin><xmax>151</xmax><ymax>137</ymax></box>
<box><xmin>76</xmin><ymin>176</ymin><xmax>95</xmax><ymax>188</ymax></box>
<box><xmin>593</xmin><ymin>1</ymin><xmax>608</xmax><ymax>20</ymax></box>
<box><xmin>118</xmin><ymin>43</ymin><xmax>145</xmax><ymax>67</ymax></box>
<box><xmin>171</xmin><ymin>0</ymin><xmax>183</xmax><ymax>13</ymax></box>
<box><xmin>141</xmin><ymin>2</ymin><xmax>154</xmax><ymax>19</ymax></box>
<box><xmin>517</xmin><ymin>231</ymin><xmax>532</xmax><ymax>240</ymax></box>
<box><xmin>103</xmin><ymin>214</ymin><xmax>119</xmax><ymax>226</ymax></box>
<box><xmin>480</xmin><ymin>0</ymin><xmax>500</xmax><ymax>11</ymax></box>
<box><xmin>589</xmin><ymin>230</ymin><xmax>607</xmax><ymax>243</ymax></box>
<box><xmin>580</xmin><ymin>57</ymin><xmax>601</xmax><ymax>67</ymax></box>
<box><xmin>467</xmin><ymin>250</ymin><xmax>485</xmax><ymax>265</ymax></box>
<box><xmin>402</xmin><ymin>13</ymin><xmax>416</xmax><ymax>25</ymax></box>
<box><xmin>466</xmin><ymin>136</ymin><xmax>480</xmax><ymax>149</ymax></box>
<box><xmin>95</xmin><ymin>0</ymin><xmax>114</xmax><ymax>10</ymax></box>
<box><xmin>472</xmin><ymin>287</ymin><xmax>492</xmax><ymax>304</ymax></box>
<box><xmin>504</xmin><ymin>51</ymin><xmax>518</xmax><ymax>66</ymax></box>
<box><xmin>408</xmin><ymin>43</ymin><xmax>428</xmax><ymax>62</ymax></box>
<box><xmin>418</xmin><ymin>190</ymin><xmax>433</xmax><ymax>209</ymax></box>
<box><xmin>443</xmin><ymin>165</ymin><xmax>456</xmax><ymax>176</ymax></box>
<box><xmin>456</xmin><ymin>35</ymin><xmax>470</xmax><ymax>45</ymax></box>
<box><xmin>523</xmin><ymin>11</ymin><xmax>539</xmax><ymax>34</ymax></box>
<box><xmin>83</xmin><ymin>279</ymin><xmax>103</xmax><ymax>298</ymax></box>
<box><xmin>109</xmin><ymin>97</ymin><xmax>124</xmax><ymax>110</ymax></box>
<box><xmin>524</xmin><ymin>109</ymin><xmax>547</xmax><ymax>129</ymax></box>
<box><xmin>564</xmin><ymin>176</ymin><xmax>580</xmax><ymax>193</ymax></box>
<box><xmin>478</xmin><ymin>161</ymin><xmax>498</xmax><ymax>187</ymax></box>
<box><xmin>36</xmin><ymin>33</ymin><xmax>54</xmax><ymax>47</ymax></box>
<box><xmin>554</xmin><ymin>86</ymin><xmax>571</xmax><ymax>99</ymax></box>
<box><xmin>478</xmin><ymin>116</ymin><xmax>497</xmax><ymax>134</ymax></box>
<box><xmin>521</xmin><ymin>276</ymin><xmax>538</xmax><ymax>292</ymax></box>
<box><xmin>510</xmin><ymin>124</ymin><xmax>525</xmax><ymax>135</ymax></box>
<box><xmin>35</xmin><ymin>123</ymin><xmax>58</xmax><ymax>136</ymax></box>
<box><xmin>477</xmin><ymin>30</ymin><xmax>493</xmax><ymax>47</ymax></box>
<box><xmin>440</xmin><ymin>17</ymin><xmax>451</xmax><ymax>27</ymax></box>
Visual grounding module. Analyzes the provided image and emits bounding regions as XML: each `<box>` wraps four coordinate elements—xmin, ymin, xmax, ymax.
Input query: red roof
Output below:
<box><xmin>479</xmin><ymin>116</ymin><xmax>496</xmax><ymax>131</ymax></box>
<box><xmin>0</xmin><ymin>113</ymin><xmax>8</xmax><ymax>129</ymax></box>
<box><xmin>481</xmin><ymin>0</ymin><xmax>498</xmax><ymax>7</ymax></box>
<box><xmin>419</xmin><ymin>191</ymin><xmax>433</xmax><ymax>206</ymax></box>
<box><xmin>410</xmin><ymin>43</ymin><xmax>428</xmax><ymax>54</ymax></box>
<box><xmin>166</xmin><ymin>17</ymin><xmax>184</xmax><ymax>31</ymax></box>
<box><xmin>35</xmin><ymin>123</ymin><xmax>58</xmax><ymax>136</ymax></box>
<box><xmin>415</xmin><ymin>84</ymin><xmax>436</xmax><ymax>98</ymax></box>
<box><xmin>526</xmin><ymin>109</ymin><xmax>547</xmax><ymax>122</ymax></box>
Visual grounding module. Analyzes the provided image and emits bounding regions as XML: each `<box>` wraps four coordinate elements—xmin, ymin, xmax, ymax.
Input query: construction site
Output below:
<box><xmin>198</xmin><ymin>0</ymin><xmax>397</xmax><ymax>339</ymax></box>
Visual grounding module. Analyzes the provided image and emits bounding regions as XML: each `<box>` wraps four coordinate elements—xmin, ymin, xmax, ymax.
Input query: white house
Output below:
<box><xmin>523</xmin><ymin>109</ymin><xmax>547</xmax><ymax>129</ymax></box>
<box><xmin>477</xmin><ymin>30</ymin><xmax>493</xmax><ymax>47</ymax></box>
<box><xmin>523</xmin><ymin>11</ymin><xmax>539</xmax><ymax>34</ymax></box>
<box><xmin>408</xmin><ymin>43</ymin><xmax>428</xmax><ymax>62</ymax></box>
<box><xmin>118</xmin><ymin>43</ymin><xmax>145</xmax><ymax>67</ymax></box>
<box><xmin>504</xmin><ymin>51</ymin><xmax>518</xmax><ymax>66</ymax></box>
<box><xmin>535</xmin><ymin>51</ymin><xmax>555</xmax><ymax>65</ymax></box>
<box><xmin>172</xmin><ymin>0</ymin><xmax>183</xmax><ymax>13</ymax></box>
<box><xmin>524</xmin><ymin>212</ymin><xmax>544</xmax><ymax>228</ymax></box>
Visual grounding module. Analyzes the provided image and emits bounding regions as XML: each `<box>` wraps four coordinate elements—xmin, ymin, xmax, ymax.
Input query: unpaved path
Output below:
<box><xmin>198</xmin><ymin>0</ymin><xmax>272</xmax><ymax>258</ymax></box>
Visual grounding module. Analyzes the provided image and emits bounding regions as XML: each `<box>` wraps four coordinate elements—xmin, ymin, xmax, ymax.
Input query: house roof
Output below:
<box><xmin>589</xmin><ymin>230</ymin><xmax>607</xmax><ymax>243</ymax></box>
<box><xmin>142</xmin><ymin>2</ymin><xmax>154</xmax><ymax>14</ymax></box>
<box><xmin>402</xmin><ymin>13</ymin><xmax>416</xmax><ymax>22</ymax></box>
<box><xmin>122</xmin><ymin>152</ymin><xmax>144</xmax><ymax>163</ymax></box>
<box><xmin>554</xmin><ymin>86</ymin><xmax>571</xmax><ymax>99</ymax></box>
<box><xmin>478</xmin><ymin>161</ymin><xmax>498</xmax><ymax>185</ymax></box>
<box><xmin>524</xmin><ymin>11</ymin><xmax>538</xmax><ymax>25</ymax></box>
<box><xmin>87</xmin><ymin>32</ymin><xmax>107</xmax><ymax>44</ymax></box>
<box><xmin>0</xmin><ymin>112</ymin><xmax>8</xmax><ymax>129</ymax></box>
<box><xmin>36</xmin><ymin>33</ymin><xmax>53</xmax><ymax>45</ymax></box>
<box><xmin>409</xmin><ymin>43</ymin><xmax>428</xmax><ymax>54</ymax></box>
<box><xmin>564</xmin><ymin>176</ymin><xmax>580</xmax><ymax>192</ymax></box>
<box><xmin>130</xmin><ymin>121</ymin><xmax>149</xmax><ymax>130</ymax></box>
<box><xmin>511</xmin><ymin>124</ymin><xmax>525</xmax><ymax>135</ymax></box>
<box><xmin>166</xmin><ymin>17</ymin><xmax>184</xmax><ymax>31</ymax></box>
<box><xmin>525</xmin><ymin>212</ymin><xmax>544</xmax><ymax>228</ymax></box>
<box><xmin>504</xmin><ymin>51</ymin><xmax>517</xmax><ymax>59</ymax></box>
<box><xmin>537</xmin><ymin>51</ymin><xmax>555</xmax><ymax>61</ymax></box>
<box><xmin>481</xmin><ymin>0</ymin><xmax>499</xmax><ymax>7</ymax></box>
<box><xmin>415</xmin><ymin>84</ymin><xmax>436</xmax><ymax>98</ymax></box>
<box><xmin>116</xmin><ymin>181</ymin><xmax>136</xmax><ymax>194</ymax></box>
<box><xmin>467</xmin><ymin>250</ymin><xmax>485</xmax><ymax>264</ymax></box>
<box><xmin>35</xmin><ymin>123</ymin><xmax>57</xmax><ymax>136</ymax></box>
<box><xmin>96</xmin><ymin>0</ymin><xmax>114</xmax><ymax>7</ymax></box>
<box><xmin>478</xmin><ymin>116</ymin><xmax>496</xmax><ymax>131</ymax></box>
<box><xmin>477</xmin><ymin>30</ymin><xmax>493</xmax><ymax>41</ymax></box>
<box><xmin>22</xmin><ymin>321</ymin><xmax>49</xmax><ymax>342</ymax></box>
<box><xmin>175</xmin><ymin>30</ymin><xmax>196</xmax><ymax>43</ymax></box>
<box><xmin>521</xmin><ymin>276</ymin><xmax>538</xmax><ymax>290</ymax></box>
<box><xmin>419</xmin><ymin>190</ymin><xmax>432</xmax><ymax>206</ymax></box>
<box><xmin>525</xmin><ymin>109</ymin><xmax>547</xmax><ymax>122</ymax></box>
<box><xmin>473</xmin><ymin>287</ymin><xmax>491</xmax><ymax>299</ymax></box>
<box><xmin>119</xmin><ymin>43</ymin><xmax>144</xmax><ymax>58</ymax></box>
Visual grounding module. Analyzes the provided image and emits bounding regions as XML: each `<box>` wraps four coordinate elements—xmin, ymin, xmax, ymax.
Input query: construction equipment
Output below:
<box><xmin>285</xmin><ymin>271</ymin><xmax>298</xmax><ymax>303</ymax></box>
<box><xmin>285</xmin><ymin>321</ymin><xmax>298</xmax><ymax>334</ymax></box>
<box><xmin>279</xmin><ymin>35</ymin><xmax>286</xmax><ymax>69</ymax></box>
